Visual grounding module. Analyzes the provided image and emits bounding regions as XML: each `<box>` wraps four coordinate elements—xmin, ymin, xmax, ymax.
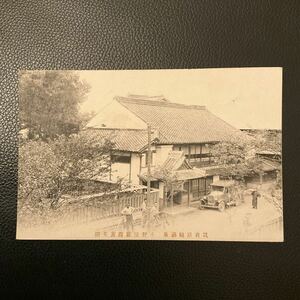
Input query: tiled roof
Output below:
<box><xmin>139</xmin><ymin>167</ymin><xmax>206</xmax><ymax>181</ymax></box>
<box><xmin>139</xmin><ymin>151</ymin><xmax>206</xmax><ymax>181</ymax></box>
<box><xmin>260</xmin><ymin>159</ymin><xmax>281</xmax><ymax>172</ymax></box>
<box><xmin>84</xmin><ymin>128</ymin><xmax>157</xmax><ymax>152</ymax></box>
<box><xmin>257</xmin><ymin>150</ymin><xmax>281</xmax><ymax>156</ymax></box>
<box><xmin>174</xmin><ymin>169</ymin><xmax>207</xmax><ymax>180</ymax></box>
<box><xmin>160</xmin><ymin>151</ymin><xmax>191</xmax><ymax>171</ymax></box>
<box><xmin>116</xmin><ymin>96</ymin><xmax>248</xmax><ymax>144</ymax></box>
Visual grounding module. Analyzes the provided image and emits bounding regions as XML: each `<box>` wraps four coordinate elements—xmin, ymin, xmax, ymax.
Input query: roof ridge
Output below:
<box><xmin>109</xmin><ymin>96</ymin><xmax>246</xmax><ymax>145</ymax></box>
<box><xmin>127</xmin><ymin>94</ymin><xmax>168</xmax><ymax>101</ymax></box>
<box><xmin>86</xmin><ymin>128</ymin><xmax>148</xmax><ymax>132</ymax></box>
<box><xmin>115</xmin><ymin>96</ymin><xmax>206</xmax><ymax>110</ymax></box>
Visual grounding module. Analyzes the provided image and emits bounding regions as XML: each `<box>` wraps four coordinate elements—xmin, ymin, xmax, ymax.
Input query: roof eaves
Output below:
<box><xmin>138</xmin><ymin>138</ymin><xmax>160</xmax><ymax>153</ymax></box>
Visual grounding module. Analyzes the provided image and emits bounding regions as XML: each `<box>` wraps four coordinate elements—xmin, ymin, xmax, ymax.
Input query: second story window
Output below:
<box><xmin>185</xmin><ymin>144</ymin><xmax>214</xmax><ymax>166</ymax></box>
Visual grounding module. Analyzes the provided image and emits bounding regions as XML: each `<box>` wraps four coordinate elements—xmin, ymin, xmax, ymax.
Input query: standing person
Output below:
<box><xmin>141</xmin><ymin>199</ymin><xmax>148</xmax><ymax>228</ymax></box>
<box><xmin>149</xmin><ymin>201</ymin><xmax>160</xmax><ymax>226</ymax></box>
<box><xmin>251</xmin><ymin>189</ymin><xmax>261</xmax><ymax>209</ymax></box>
<box><xmin>141</xmin><ymin>199</ymin><xmax>147</xmax><ymax>211</ymax></box>
<box><xmin>121</xmin><ymin>204</ymin><xmax>134</xmax><ymax>231</ymax></box>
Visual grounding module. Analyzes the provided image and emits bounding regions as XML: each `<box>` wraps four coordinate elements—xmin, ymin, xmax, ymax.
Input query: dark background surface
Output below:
<box><xmin>0</xmin><ymin>0</ymin><xmax>299</xmax><ymax>298</ymax></box>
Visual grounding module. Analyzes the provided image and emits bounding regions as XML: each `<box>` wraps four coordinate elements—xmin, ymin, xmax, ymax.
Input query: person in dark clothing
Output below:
<box><xmin>251</xmin><ymin>190</ymin><xmax>261</xmax><ymax>209</ymax></box>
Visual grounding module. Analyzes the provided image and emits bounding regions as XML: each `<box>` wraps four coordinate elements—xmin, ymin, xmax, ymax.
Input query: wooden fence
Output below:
<box><xmin>59</xmin><ymin>189</ymin><xmax>159</xmax><ymax>225</ymax></box>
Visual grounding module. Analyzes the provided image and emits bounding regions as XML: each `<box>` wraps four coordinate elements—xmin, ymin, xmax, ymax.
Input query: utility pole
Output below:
<box><xmin>170</xmin><ymin>184</ymin><xmax>174</xmax><ymax>211</ymax></box>
<box><xmin>147</xmin><ymin>124</ymin><xmax>152</xmax><ymax>204</ymax></box>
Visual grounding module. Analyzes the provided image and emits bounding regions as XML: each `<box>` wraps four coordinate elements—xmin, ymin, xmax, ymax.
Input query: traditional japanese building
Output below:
<box><xmin>84</xmin><ymin>95</ymin><xmax>249</xmax><ymax>207</ymax></box>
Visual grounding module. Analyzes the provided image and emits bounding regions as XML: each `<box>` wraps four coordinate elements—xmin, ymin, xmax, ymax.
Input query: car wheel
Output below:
<box><xmin>218</xmin><ymin>201</ymin><xmax>225</xmax><ymax>212</ymax></box>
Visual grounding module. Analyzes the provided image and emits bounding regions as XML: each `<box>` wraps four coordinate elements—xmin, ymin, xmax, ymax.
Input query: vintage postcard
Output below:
<box><xmin>16</xmin><ymin>68</ymin><xmax>283</xmax><ymax>241</ymax></box>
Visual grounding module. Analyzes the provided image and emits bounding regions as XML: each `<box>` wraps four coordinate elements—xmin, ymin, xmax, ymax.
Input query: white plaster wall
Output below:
<box><xmin>110</xmin><ymin>154</ymin><xmax>141</xmax><ymax>185</ymax></box>
<box><xmin>155</xmin><ymin>145</ymin><xmax>173</xmax><ymax>165</ymax></box>
<box><xmin>213</xmin><ymin>175</ymin><xmax>220</xmax><ymax>182</ymax></box>
<box><xmin>111</xmin><ymin>162</ymin><xmax>130</xmax><ymax>182</ymax></box>
<box><xmin>141</xmin><ymin>153</ymin><xmax>146</xmax><ymax>168</ymax></box>
<box><xmin>86</xmin><ymin>100</ymin><xmax>147</xmax><ymax>129</ymax></box>
<box><xmin>173</xmin><ymin>145</ymin><xmax>189</xmax><ymax>155</ymax></box>
<box><xmin>130</xmin><ymin>153</ymin><xmax>141</xmax><ymax>185</ymax></box>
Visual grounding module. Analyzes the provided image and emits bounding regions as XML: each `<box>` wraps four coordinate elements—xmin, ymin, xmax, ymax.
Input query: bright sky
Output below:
<box><xmin>79</xmin><ymin>68</ymin><xmax>282</xmax><ymax>129</ymax></box>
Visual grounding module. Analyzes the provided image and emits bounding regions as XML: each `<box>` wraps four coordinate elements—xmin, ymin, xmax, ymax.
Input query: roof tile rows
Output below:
<box><xmin>116</xmin><ymin>96</ymin><xmax>247</xmax><ymax>144</ymax></box>
<box><xmin>85</xmin><ymin>95</ymin><xmax>250</xmax><ymax>152</ymax></box>
<box><xmin>84</xmin><ymin>128</ymin><xmax>157</xmax><ymax>152</ymax></box>
<box><xmin>160</xmin><ymin>151</ymin><xmax>188</xmax><ymax>171</ymax></box>
<box><xmin>139</xmin><ymin>151</ymin><xmax>207</xmax><ymax>181</ymax></box>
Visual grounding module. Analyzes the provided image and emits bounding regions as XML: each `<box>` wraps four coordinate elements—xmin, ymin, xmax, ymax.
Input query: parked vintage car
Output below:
<box><xmin>199</xmin><ymin>180</ymin><xmax>240</xmax><ymax>212</ymax></box>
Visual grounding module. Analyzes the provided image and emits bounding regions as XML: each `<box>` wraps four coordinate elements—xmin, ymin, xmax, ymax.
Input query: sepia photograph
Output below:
<box><xmin>16</xmin><ymin>68</ymin><xmax>283</xmax><ymax>241</ymax></box>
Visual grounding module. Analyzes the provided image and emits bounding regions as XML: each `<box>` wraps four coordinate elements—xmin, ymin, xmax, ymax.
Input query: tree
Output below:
<box><xmin>246</xmin><ymin>129</ymin><xmax>282</xmax><ymax>187</ymax></box>
<box><xmin>18</xmin><ymin>140</ymin><xmax>61</xmax><ymax>224</ymax></box>
<box><xmin>209</xmin><ymin>134</ymin><xmax>283</xmax><ymax>216</ymax></box>
<box><xmin>79</xmin><ymin>110</ymin><xmax>97</xmax><ymax>129</ymax></box>
<box><xmin>19</xmin><ymin>70</ymin><xmax>90</xmax><ymax>139</ymax></box>
<box><xmin>209</xmin><ymin>139</ymin><xmax>256</xmax><ymax>180</ymax></box>
<box><xmin>48</xmin><ymin>133</ymin><xmax>114</xmax><ymax>206</ymax></box>
<box><xmin>209</xmin><ymin>134</ymin><xmax>278</xmax><ymax>181</ymax></box>
<box><xmin>210</xmin><ymin>130</ymin><xmax>282</xmax><ymax>188</ymax></box>
<box><xmin>151</xmin><ymin>167</ymin><xmax>182</xmax><ymax>208</ymax></box>
<box><xmin>17</xmin><ymin>133</ymin><xmax>115</xmax><ymax>224</ymax></box>
<box><xmin>247</xmin><ymin>130</ymin><xmax>281</xmax><ymax>155</ymax></box>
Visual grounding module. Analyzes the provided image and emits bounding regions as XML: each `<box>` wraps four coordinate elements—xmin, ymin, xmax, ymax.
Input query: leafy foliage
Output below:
<box><xmin>210</xmin><ymin>140</ymin><xmax>256</xmax><ymax>180</ymax></box>
<box><xmin>151</xmin><ymin>166</ymin><xmax>183</xmax><ymax>207</ymax></box>
<box><xmin>18</xmin><ymin>134</ymin><xmax>115</xmax><ymax>225</ymax></box>
<box><xmin>209</xmin><ymin>130</ymin><xmax>282</xmax><ymax>181</ymax></box>
<box><xmin>51</xmin><ymin>134</ymin><xmax>112</xmax><ymax>181</ymax></box>
<box><xmin>210</xmin><ymin>131</ymin><xmax>282</xmax><ymax>214</ymax></box>
<box><xmin>18</xmin><ymin>140</ymin><xmax>61</xmax><ymax>223</ymax></box>
<box><xmin>19</xmin><ymin>70</ymin><xmax>90</xmax><ymax>139</ymax></box>
<box><xmin>248</xmin><ymin>130</ymin><xmax>281</xmax><ymax>155</ymax></box>
<box><xmin>17</xmin><ymin>71</ymin><xmax>128</xmax><ymax>226</ymax></box>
